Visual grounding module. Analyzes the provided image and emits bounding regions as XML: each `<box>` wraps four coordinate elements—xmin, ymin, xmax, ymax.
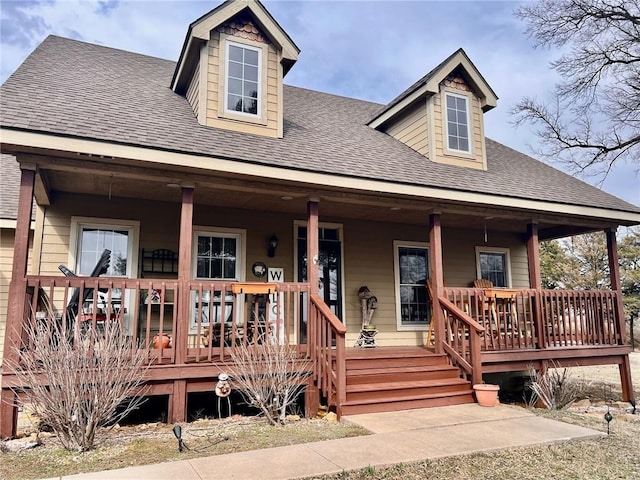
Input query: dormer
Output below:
<box><xmin>171</xmin><ymin>0</ymin><xmax>299</xmax><ymax>138</ymax></box>
<box><xmin>368</xmin><ymin>49</ymin><xmax>498</xmax><ymax>170</ymax></box>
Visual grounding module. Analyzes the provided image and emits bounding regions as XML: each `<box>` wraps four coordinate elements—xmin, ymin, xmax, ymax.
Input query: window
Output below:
<box><xmin>445</xmin><ymin>93</ymin><xmax>470</xmax><ymax>153</ymax></box>
<box><xmin>191</xmin><ymin>228</ymin><xmax>245</xmax><ymax>328</ymax></box>
<box><xmin>225</xmin><ymin>41</ymin><xmax>261</xmax><ymax>116</ymax></box>
<box><xmin>193</xmin><ymin>229</ymin><xmax>244</xmax><ymax>281</ymax></box>
<box><xmin>394</xmin><ymin>242</ymin><xmax>430</xmax><ymax>329</ymax></box>
<box><xmin>70</xmin><ymin>217</ymin><xmax>140</xmax><ymax>278</ymax></box>
<box><xmin>476</xmin><ymin>247</ymin><xmax>511</xmax><ymax>288</ymax></box>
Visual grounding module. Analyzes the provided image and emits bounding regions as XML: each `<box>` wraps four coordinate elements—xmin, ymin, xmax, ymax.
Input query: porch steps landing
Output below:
<box><xmin>340</xmin><ymin>349</ymin><xmax>474</xmax><ymax>416</ymax></box>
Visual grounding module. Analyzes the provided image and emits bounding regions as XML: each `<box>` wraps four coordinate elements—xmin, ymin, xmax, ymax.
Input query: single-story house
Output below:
<box><xmin>1</xmin><ymin>0</ymin><xmax>638</xmax><ymax>438</ymax></box>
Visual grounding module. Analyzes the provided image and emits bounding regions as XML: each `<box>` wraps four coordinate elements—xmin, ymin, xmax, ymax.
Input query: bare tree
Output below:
<box><xmin>513</xmin><ymin>0</ymin><xmax>640</xmax><ymax>180</ymax></box>
<box><xmin>6</xmin><ymin>316</ymin><xmax>150</xmax><ymax>451</ymax></box>
<box><xmin>225</xmin><ymin>338</ymin><xmax>311</xmax><ymax>425</ymax></box>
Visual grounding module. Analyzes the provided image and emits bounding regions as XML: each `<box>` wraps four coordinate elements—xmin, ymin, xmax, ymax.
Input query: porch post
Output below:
<box><xmin>606</xmin><ymin>228</ymin><xmax>634</xmax><ymax>403</ymax></box>
<box><xmin>527</xmin><ymin>222</ymin><xmax>545</xmax><ymax>349</ymax></box>
<box><xmin>307</xmin><ymin>198</ymin><xmax>319</xmax><ymax>296</ymax></box>
<box><xmin>305</xmin><ymin>198</ymin><xmax>320</xmax><ymax>417</ymax></box>
<box><xmin>1</xmin><ymin>167</ymin><xmax>35</xmax><ymax>439</ymax></box>
<box><xmin>526</xmin><ymin>223</ymin><xmax>542</xmax><ymax>289</ymax></box>
<box><xmin>171</xmin><ymin>185</ymin><xmax>194</xmax><ymax>423</ymax></box>
<box><xmin>428</xmin><ymin>213</ymin><xmax>445</xmax><ymax>354</ymax></box>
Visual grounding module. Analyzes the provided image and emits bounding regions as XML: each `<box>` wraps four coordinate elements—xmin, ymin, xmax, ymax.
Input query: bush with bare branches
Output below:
<box><xmin>527</xmin><ymin>362</ymin><xmax>585</xmax><ymax>410</ymax></box>
<box><xmin>5</xmin><ymin>316</ymin><xmax>150</xmax><ymax>451</ymax></box>
<box><xmin>225</xmin><ymin>338</ymin><xmax>311</xmax><ymax>425</ymax></box>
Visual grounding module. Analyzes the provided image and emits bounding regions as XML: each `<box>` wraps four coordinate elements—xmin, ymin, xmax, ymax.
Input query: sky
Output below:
<box><xmin>1</xmin><ymin>0</ymin><xmax>638</xmax><ymax>207</ymax></box>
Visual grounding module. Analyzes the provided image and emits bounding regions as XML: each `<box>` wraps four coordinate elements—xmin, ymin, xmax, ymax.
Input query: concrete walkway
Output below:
<box><xmin>43</xmin><ymin>404</ymin><xmax>603</xmax><ymax>480</ymax></box>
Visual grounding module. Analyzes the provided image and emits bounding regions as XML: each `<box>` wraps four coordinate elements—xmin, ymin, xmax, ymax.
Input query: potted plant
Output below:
<box><xmin>473</xmin><ymin>383</ymin><xmax>500</xmax><ymax>407</ymax></box>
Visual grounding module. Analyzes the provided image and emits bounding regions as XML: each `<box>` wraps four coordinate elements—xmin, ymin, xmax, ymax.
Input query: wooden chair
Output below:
<box><xmin>473</xmin><ymin>278</ymin><xmax>494</xmax><ymax>289</ymax></box>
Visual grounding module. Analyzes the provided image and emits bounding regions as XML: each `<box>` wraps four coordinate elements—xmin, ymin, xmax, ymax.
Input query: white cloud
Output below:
<box><xmin>1</xmin><ymin>0</ymin><xmax>638</xmax><ymax>206</ymax></box>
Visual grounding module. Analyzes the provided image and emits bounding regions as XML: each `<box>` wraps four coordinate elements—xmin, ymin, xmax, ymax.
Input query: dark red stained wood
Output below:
<box><xmin>606</xmin><ymin>228</ymin><xmax>627</xmax><ymax>343</ymax></box>
<box><xmin>1</xmin><ymin>168</ymin><xmax>35</xmax><ymax>439</ymax></box>
<box><xmin>527</xmin><ymin>223</ymin><xmax>542</xmax><ymax>289</ymax></box>
<box><xmin>429</xmin><ymin>213</ymin><xmax>445</xmax><ymax>354</ymax></box>
<box><xmin>176</xmin><ymin>186</ymin><xmax>194</xmax><ymax>368</ymax></box>
<box><xmin>307</xmin><ymin>199</ymin><xmax>319</xmax><ymax>296</ymax></box>
<box><xmin>169</xmin><ymin>379</ymin><xmax>187</xmax><ymax>424</ymax></box>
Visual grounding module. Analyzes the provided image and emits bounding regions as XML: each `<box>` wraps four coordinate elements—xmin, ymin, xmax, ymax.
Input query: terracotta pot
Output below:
<box><xmin>153</xmin><ymin>333</ymin><xmax>171</xmax><ymax>349</ymax></box>
<box><xmin>473</xmin><ymin>384</ymin><xmax>500</xmax><ymax>407</ymax></box>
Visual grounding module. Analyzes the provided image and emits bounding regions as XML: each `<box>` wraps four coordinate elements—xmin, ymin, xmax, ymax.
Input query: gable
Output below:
<box><xmin>374</xmin><ymin>49</ymin><xmax>495</xmax><ymax>171</ymax></box>
<box><xmin>172</xmin><ymin>0</ymin><xmax>298</xmax><ymax>138</ymax></box>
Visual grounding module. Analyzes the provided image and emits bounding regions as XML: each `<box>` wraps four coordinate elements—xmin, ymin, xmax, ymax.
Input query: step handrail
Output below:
<box><xmin>429</xmin><ymin>281</ymin><xmax>484</xmax><ymax>386</ymax></box>
<box><xmin>309</xmin><ymin>294</ymin><xmax>346</xmax><ymax>415</ymax></box>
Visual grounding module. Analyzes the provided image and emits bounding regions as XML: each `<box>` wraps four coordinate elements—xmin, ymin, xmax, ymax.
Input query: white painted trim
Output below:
<box><xmin>68</xmin><ymin>216</ymin><xmax>140</xmax><ymax>278</ymax></box>
<box><xmin>475</xmin><ymin>246</ymin><xmax>512</xmax><ymax>288</ymax></box>
<box><xmin>223</xmin><ymin>39</ymin><xmax>263</xmax><ymax>119</ymax></box>
<box><xmin>3</xmin><ymin>129</ymin><xmax>639</xmax><ymax>224</ymax></box>
<box><xmin>443</xmin><ymin>91</ymin><xmax>473</xmax><ymax>156</ymax></box>
<box><xmin>393</xmin><ymin>240</ymin><xmax>430</xmax><ymax>332</ymax></box>
<box><xmin>191</xmin><ymin>226</ymin><xmax>247</xmax><ymax>281</ymax></box>
<box><xmin>0</xmin><ymin>219</ymin><xmax>35</xmax><ymax>229</ymax></box>
<box><xmin>293</xmin><ymin>220</ymin><xmax>346</xmax><ymax>325</ymax></box>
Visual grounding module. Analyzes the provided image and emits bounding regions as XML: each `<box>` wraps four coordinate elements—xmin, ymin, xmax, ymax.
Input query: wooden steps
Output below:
<box><xmin>339</xmin><ymin>348</ymin><xmax>474</xmax><ymax>416</ymax></box>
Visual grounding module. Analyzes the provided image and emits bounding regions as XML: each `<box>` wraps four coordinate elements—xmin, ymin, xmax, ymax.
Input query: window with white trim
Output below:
<box><xmin>394</xmin><ymin>242</ymin><xmax>430</xmax><ymax>329</ymax></box>
<box><xmin>191</xmin><ymin>228</ymin><xmax>245</xmax><ymax>327</ymax></box>
<box><xmin>70</xmin><ymin>218</ymin><xmax>139</xmax><ymax>278</ymax></box>
<box><xmin>225</xmin><ymin>41</ymin><xmax>261</xmax><ymax>116</ymax></box>
<box><xmin>445</xmin><ymin>92</ymin><xmax>470</xmax><ymax>153</ymax></box>
<box><xmin>476</xmin><ymin>247</ymin><xmax>511</xmax><ymax>288</ymax></box>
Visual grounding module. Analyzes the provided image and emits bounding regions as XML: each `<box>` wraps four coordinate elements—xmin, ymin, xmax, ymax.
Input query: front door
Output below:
<box><xmin>297</xmin><ymin>225</ymin><xmax>344</xmax><ymax>342</ymax></box>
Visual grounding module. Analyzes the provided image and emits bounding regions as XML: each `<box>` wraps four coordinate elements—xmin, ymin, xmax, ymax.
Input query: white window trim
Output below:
<box><xmin>444</xmin><ymin>91</ymin><xmax>472</xmax><ymax>155</ymax></box>
<box><xmin>475</xmin><ymin>246</ymin><xmax>512</xmax><ymax>288</ymax></box>
<box><xmin>223</xmin><ymin>40</ymin><xmax>263</xmax><ymax>119</ymax></box>
<box><xmin>68</xmin><ymin>216</ymin><xmax>140</xmax><ymax>278</ymax></box>
<box><xmin>293</xmin><ymin>220</ymin><xmax>346</xmax><ymax>339</ymax></box>
<box><xmin>393</xmin><ymin>240</ymin><xmax>430</xmax><ymax>332</ymax></box>
<box><xmin>192</xmin><ymin>226</ymin><xmax>247</xmax><ymax>281</ymax></box>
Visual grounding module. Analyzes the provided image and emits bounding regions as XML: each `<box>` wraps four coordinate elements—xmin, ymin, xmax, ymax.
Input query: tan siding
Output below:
<box><xmin>186</xmin><ymin>61</ymin><xmax>199</xmax><ymax>117</ymax></box>
<box><xmin>431</xmin><ymin>87</ymin><xmax>486</xmax><ymax>170</ymax></box>
<box><xmin>384</xmin><ymin>102</ymin><xmax>429</xmax><ymax>156</ymax></box>
<box><xmin>204</xmin><ymin>27</ymin><xmax>279</xmax><ymax>137</ymax></box>
<box><xmin>0</xmin><ymin>228</ymin><xmax>33</xmax><ymax>367</ymax></box>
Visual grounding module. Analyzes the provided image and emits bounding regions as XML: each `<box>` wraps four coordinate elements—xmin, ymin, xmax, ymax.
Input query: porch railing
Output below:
<box><xmin>23</xmin><ymin>276</ymin><xmax>312</xmax><ymax>366</ymax></box>
<box><xmin>442</xmin><ymin>287</ymin><xmax>624</xmax><ymax>351</ymax></box>
<box><xmin>309</xmin><ymin>293</ymin><xmax>346</xmax><ymax>414</ymax></box>
<box><xmin>437</xmin><ymin>296</ymin><xmax>484</xmax><ymax>386</ymax></box>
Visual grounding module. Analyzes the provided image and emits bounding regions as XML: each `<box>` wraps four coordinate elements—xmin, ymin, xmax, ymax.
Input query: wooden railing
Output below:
<box><xmin>442</xmin><ymin>287</ymin><xmax>624</xmax><ymax>351</ymax></box>
<box><xmin>23</xmin><ymin>276</ymin><xmax>311</xmax><ymax>366</ymax></box>
<box><xmin>309</xmin><ymin>293</ymin><xmax>346</xmax><ymax>414</ymax></box>
<box><xmin>437</xmin><ymin>295</ymin><xmax>485</xmax><ymax>386</ymax></box>
<box><xmin>186</xmin><ymin>281</ymin><xmax>310</xmax><ymax>362</ymax></box>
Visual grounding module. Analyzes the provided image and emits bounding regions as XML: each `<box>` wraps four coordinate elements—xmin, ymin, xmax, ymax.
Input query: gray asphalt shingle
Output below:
<box><xmin>1</xmin><ymin>35</ymin><xmax>638</xmax><ymax>216</ymax></box>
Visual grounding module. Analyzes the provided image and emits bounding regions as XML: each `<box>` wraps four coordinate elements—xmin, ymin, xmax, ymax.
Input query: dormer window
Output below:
<box><xmin>225</xmin><ymin>41</ymin><xmax>261</xmax><ymax>116</ymax></box>
<box><xmin>445</xmin><ymin>92</ymin><xmax>470</xmax><ymax>153</ymax></box>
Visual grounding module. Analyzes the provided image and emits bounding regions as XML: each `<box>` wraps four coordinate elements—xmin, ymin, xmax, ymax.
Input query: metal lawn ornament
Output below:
<box><xmin>215</xmin><ymin>372</ymin><xmax>232</xmax><ymax>418</ymax></box>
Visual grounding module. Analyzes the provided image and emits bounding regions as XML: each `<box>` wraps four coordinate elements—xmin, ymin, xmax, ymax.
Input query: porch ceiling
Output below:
<box><xmin>37</xmin><ymin>156</ymin><xmax>612</xmax><ymax>237</ymax></box>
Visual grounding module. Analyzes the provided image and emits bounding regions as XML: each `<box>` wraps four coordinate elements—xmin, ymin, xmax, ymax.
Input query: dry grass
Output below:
<box><xmin>0</xmin><ymin>416</ymin><xmax>368</xmax><ymax>480</ymax></box>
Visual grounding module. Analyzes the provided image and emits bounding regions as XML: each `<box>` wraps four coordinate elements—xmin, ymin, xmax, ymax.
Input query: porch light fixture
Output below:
<box><xmin>166</xmin><ymin>183</ymin><xmax>181</xmax><ymax>189</ymax></box>
<box><xmin>268</xmin><ymin>235</ymin><xmax>278</xmax><ymax>257</ymax></box>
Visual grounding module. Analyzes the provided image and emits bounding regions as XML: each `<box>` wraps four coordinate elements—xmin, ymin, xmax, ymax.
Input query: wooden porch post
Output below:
<box><xmin>527</xmin><ymin>222</ymin><xmax>545</xmax><ymax>349</ymax></box>
<box><xmin>305</xmin><ymin>198</ymin><xmax>320</xmax><ymax>417</ymax></box>
<box><xmin>1</xmin><ymin>167</ymin><xmax>35</xmax><ymax>439</ymax></box>
<box><xmin>170</xmin><ymin>186</ymin><xmax>194</xmax><ymax>423</ymax></box>
<box><xmin>606</xmin><ymin>228</ymin><xmax>634</xmax><ymax>403</ymax></box>
<box><xmin>428</xmin><ymin>213</ymin><xmax>445</xmax><ymax>354</ymax></box>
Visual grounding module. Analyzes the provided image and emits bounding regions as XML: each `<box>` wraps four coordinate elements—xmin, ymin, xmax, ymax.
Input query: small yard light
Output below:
<box><xmin>604</xmin><ymin>407</ymin><xmax>613</xmax><ymax>435</ymax></box>
<box><xmin>173</xmin><ymin>424</ymin><xmax>185</xmax><ymax>452</ymax></box>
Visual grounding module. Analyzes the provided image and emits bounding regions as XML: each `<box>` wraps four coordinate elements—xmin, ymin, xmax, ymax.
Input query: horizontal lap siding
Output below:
<box><xmin>186</xmin><ymin>61</ymin><xmax>199</xmax><ymax>117</ymax></box>
<box><xmin>205</xmin><ymin>30</ymin><xmax>279</xmax><ymax>137</ymax></box>
<box><xmin>384</xmin><ymin>102</ymin><xmax>429</xmax><ymax>156</ymax></box>
<box><xmin>0</xmin><ymin>229</ymin><xmax>33</xmax><ymax>367</ymax></box>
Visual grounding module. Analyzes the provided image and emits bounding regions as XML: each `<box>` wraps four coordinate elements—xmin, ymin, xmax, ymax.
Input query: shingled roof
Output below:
<box><xmin>1</xmin><ymin>35</ymin><xmax>638</xmax><ymax>216</ymax></box>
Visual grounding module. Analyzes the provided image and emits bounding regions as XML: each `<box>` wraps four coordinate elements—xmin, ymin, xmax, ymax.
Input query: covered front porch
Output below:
<box><xmin>1</xmin><ymin>158</ymin><xmax>635</xmax><ymax>437</ymax></box>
